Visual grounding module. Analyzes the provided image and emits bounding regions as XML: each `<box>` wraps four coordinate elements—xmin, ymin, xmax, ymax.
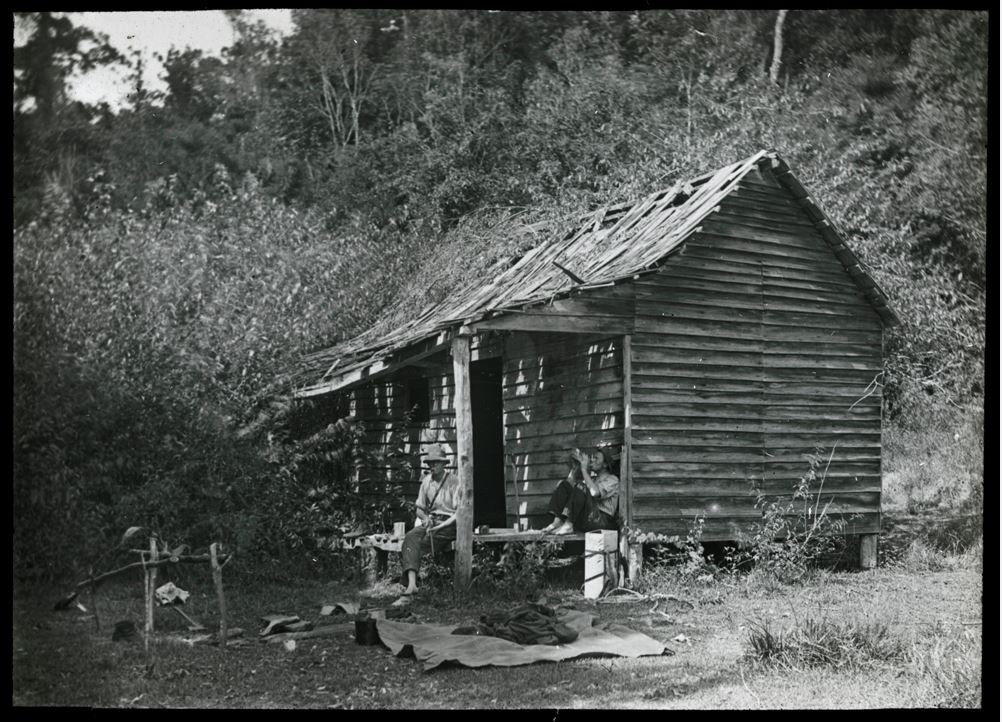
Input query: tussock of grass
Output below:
<box><xmin>745</xmin><ymin>616</ymin><xmax>906</xmax><ymax>671</ymax></box>
<box><xmin>909</xmin><ymin>629</ymin><xmax>982</xmax><ymax>708</ymax></box>
<box><xmin>897</xmin><ymin>533</ymin><xmax>983</xmax><ymax>574</ymax></box>
<box><xmin>899</xmin><ymin>538</ymin><xmax>956</xmax><ymax>573</ymax></box>
<box><xmin>958</xmin><ymin>536</ymin><xmax>983</xmax><ymax>571</ymax></box>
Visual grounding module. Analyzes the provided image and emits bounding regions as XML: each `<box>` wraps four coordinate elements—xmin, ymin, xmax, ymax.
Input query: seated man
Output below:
<box><xmin>537</xmin><ymin>447</ymin><xmax>619</xmax><ymax>534</ymax></box>
<box><xmin>397</xmin><ymin>444</ymin><xmax>460</xmax><ymax>600</ymax></box>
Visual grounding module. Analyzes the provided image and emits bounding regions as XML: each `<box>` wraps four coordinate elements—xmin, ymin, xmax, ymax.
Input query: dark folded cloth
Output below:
<box><xmin>452</xmin><ymin>603</ymin><xmax>578</xmax><ymax>646</ymax></box>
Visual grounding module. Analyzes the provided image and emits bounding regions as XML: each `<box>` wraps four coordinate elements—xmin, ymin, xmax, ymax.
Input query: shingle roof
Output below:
<box><xmin>292</xmin><ymin>150</ymin><xmax>897</xmax><ymax>397</ymax></box>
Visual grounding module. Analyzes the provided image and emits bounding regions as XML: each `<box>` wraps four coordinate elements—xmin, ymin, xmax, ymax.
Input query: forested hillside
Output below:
<box><xmin>13</xmin><ymin>10</ymin><xmax>985</xmax><ymax>578</ymax></box>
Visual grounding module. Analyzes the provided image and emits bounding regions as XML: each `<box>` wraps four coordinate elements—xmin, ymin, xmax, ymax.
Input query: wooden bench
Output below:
<box><xmin>358</xmin><ymin>527</ymin><xmax>640</xmax><ymax>597</ymax></box>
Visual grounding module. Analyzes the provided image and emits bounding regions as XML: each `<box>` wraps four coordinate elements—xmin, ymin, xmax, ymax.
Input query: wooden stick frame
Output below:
<box><xmin>59</xmin><ymin>539</ymin><xmax>231</xmax><ymax>649</ymax></box>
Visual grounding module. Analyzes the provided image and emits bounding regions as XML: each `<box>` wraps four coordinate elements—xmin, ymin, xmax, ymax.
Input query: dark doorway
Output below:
<box><xmin>471</xmin><ymin>358</ymin><xmax>505</xmax><ymax>527</ymax></box>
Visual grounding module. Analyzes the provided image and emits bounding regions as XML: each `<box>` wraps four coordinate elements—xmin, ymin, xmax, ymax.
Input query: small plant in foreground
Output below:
<box><xmin>467</xmin><ymin>539</ymin><xmax>563</xmax><ymax>599</ymax></box>
<box><xmin>733</xmin><ymin>448</ymin><xmax>853</xmax><ymax>584</ymax></box>
<box><xmin>629</xmin><ymin>515</ymin><xmax>721</xmax><ymax>593</ymax></box>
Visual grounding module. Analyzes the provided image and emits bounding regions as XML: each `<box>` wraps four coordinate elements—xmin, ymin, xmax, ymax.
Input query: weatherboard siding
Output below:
<box><xmin>346</xmin><ymin>332</ymin><xmax>508</xmax><ymax>510</ymax></box>
<box><xmin>348</xmin><ymin>366</ymin><xmax>461</xmax><ymax>505</ymax></box>
<box><xmin>349</xmin><ymin>380</ymin><xmax>422</xmax><ymax>503</ymax></box>
<box><xmin>502</xmin><ymin>332</ymin><xmax>625</xmax><ymax>526</ymax></box>
<box><xmin>336</xmin><ymin>164</ymin><xmax>886</xmax><ymax>538</ymax></box>
<box><xmin>629</xmin><ymin>166</ymin><xmax>883</xmax><ymax>540</ymax></box>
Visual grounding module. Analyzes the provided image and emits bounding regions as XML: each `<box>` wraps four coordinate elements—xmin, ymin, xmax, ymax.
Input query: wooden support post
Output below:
<box><xmin>620</xmin><ymin>334</ymin><xmax>633</xmax><ymax>527</ymax></box>
<box><xmin>144</xmin><ymin>538</ymin><xmax>158</xmax><ymax>653</ymax></box>
<box><xmin>859</xmin><ymin>534</ymin><xmax>878</xmax><ymax>570</ymax></box>
<box><xmin>89</xmin><ymin>565</ymin><xmax>100</xmax><ymax>632</ymax></box>
<box><xmin>364</xmin><ymin>546</ymin><xmax>389</xmax><ymax>587</ymax></box>
<box><xmin>618</xmin><ymin>534</ymin><xmax>628</xmax><ymax>588</ymax></box>
<box><xmin>628</xmin><ymin>543</ymin><xmax>644</xmax><ymax>585</ymax></box>
<box><xmin>452</xmin><ymin>330</ymin><xmax>475</xmax><ymax>591</ymax></box>
<box><xmin>210</xmin><ymin>543</ymin><xmax>227</xmax><ymax>648</ymax></box>
<box><xmin>585</xmin><ymin>530</ymin><xmax>619</xmax><ymax>599</ymax></box>
<box><xmin>142</xmin><ymin>564</ymin><xmax>150</xmax><ymax>653</ymax></box>
<box><xmin>365</xmin><ymin>547</ymin><xmax>379</xmax><ymax>587</ymax></box>
<box><xmin>617</xmin><ymin>534</ymin><xmax>645</xmax><ymax>587</ymax></box>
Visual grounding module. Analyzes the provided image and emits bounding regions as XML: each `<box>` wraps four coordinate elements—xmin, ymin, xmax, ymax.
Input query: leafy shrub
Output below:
<box><xmin>627</xmin><ymin>516</ymin><xmax>727</xmax><ymax>594</ymax></box>
<box><xmin>13</xmin><ymin>176</ymin><xmax>419</xmax><ymax>578</ymax></box>
<box><xmin>626</xmin><ymin>451</ymin><xmax>857</xmax><ymax>593</ymax></box>
<box><xmin>255</xmin><ymin>415</ymin><xmax>365</xmax><ymax>549</ymax></box>
<box><xmin>467</xmin><ymin>539</ymin><xmax>564</xmax><ymax>600</ymax></box>
<box><xmin>732</xmin><ymin>449</ymin><xmax>853</xmax><ymax>584</ymax></box>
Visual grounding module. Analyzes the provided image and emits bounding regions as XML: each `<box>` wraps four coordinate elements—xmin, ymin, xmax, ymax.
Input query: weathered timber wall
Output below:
<box><xmin>630</xmin><ymin>164</ymin><xmax>884</xmax><ymax>540</ymax></box>
<box><xmin>347</xmin><ymin>379</ymin><xmax>421</xmax><ymax>505</ymax></box>
<box><xmin>502</xmin><ymin>331</ymin><xmax>625</xmax><ymax>526</ymax></box>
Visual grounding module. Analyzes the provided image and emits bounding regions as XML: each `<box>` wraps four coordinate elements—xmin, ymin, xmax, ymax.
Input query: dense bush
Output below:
<box><xmin>13</xmin><ymin>177</ymin><xmax>420</xmax><ymax>578</ymax></box>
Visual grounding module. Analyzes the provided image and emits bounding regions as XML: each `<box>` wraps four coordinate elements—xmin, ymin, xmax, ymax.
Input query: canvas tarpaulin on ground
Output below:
<box><xmin>375</xmin><ymin>608</ymin><xmax>667</xmax><ymax>671</ymax></box>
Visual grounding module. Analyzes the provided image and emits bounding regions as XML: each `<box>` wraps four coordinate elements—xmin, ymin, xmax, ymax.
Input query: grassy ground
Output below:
<box><xmin>13</xmin><ymin>514</ymin><xmax>981</xmax><ymax>709</ymax></box>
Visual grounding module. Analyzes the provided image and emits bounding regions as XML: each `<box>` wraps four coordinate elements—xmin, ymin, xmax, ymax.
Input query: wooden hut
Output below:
<box><xmin>289</xmin><ymin>150</ymin><xmax>897</xmax><ymax>578</ymax></box>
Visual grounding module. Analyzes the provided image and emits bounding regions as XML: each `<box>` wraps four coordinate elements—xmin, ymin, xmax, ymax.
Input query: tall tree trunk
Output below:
<box><xmin>770</xmin><ymin>10</ymin><xmax>788</xmax><ymax>85</ymax></box>
<box><xmin>32</xmin><ymin>13</ymin><xmax>59</xmax><ymax>123</ymax></box>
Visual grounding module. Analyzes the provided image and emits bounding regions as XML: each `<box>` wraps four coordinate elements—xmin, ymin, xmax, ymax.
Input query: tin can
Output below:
<box><xmin>354</xmin><ymin>613</ymin><xmax>381</xmax><ymax>646</ymax></box>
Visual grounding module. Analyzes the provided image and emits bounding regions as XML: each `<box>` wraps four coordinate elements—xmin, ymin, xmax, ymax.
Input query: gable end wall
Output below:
<box><xmin>629</xmin><ymin>166</ymin><xmax>884</xmax><ymax>540</ymax></box>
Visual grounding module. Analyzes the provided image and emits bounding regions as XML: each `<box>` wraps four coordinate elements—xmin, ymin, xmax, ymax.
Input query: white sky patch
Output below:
<box><xmin>63</xmin><ymin>10</ymin><xmax>294</xmax><ymax>109</ymax></box>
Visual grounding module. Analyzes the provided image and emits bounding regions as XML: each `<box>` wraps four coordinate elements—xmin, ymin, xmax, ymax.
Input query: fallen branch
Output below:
<box><xmin>597</xmin><ymin>587</ymin><xmax>647</xmax><ymax>603</ymax></box>
<box><xmin>647</xmin><ymin>600</ymin><xmax>675</xmax><ymax>620</ymax></box>
<box><xmin>264</xmin><ymin>623</ymin><xmax>355</xmax><ymax>643</ymax></box>
<box><xmin>163</xmin><ymin>628</ymin><xmax>245</xmax><ymax>647</ymax></box>
<box><xmin>169</xmin><ymin>605</ymin><xmax>207</xmax><ymax>631</ymax></box>
<box><xmin>650</xmin><ymin>593</ymin><xmax>695</xmax><ymax>609</ymax></box>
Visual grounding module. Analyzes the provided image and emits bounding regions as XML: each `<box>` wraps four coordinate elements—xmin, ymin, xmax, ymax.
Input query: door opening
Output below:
<box><xmin>470</xmin><ymin>358</ymin><xmax>505</xmax><ymax>528</ymax></box>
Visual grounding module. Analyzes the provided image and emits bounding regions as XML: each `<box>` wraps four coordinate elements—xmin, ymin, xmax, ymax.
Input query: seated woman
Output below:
<box><xmin>538</xmin><ymin>447</ymin><xmax>619</xmax><ymax>534</ymax></box>
<box><xmin>397</xmin><ymin>444</ymin><xmax>460</xmax><ymax>600</ymax></box>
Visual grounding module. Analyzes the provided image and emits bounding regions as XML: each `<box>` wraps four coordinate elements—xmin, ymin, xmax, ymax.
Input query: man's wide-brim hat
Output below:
<box><xmin>424</xmin><ymin>444</ymin><xmax>449</xmax><ymax>463</ymax></box>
